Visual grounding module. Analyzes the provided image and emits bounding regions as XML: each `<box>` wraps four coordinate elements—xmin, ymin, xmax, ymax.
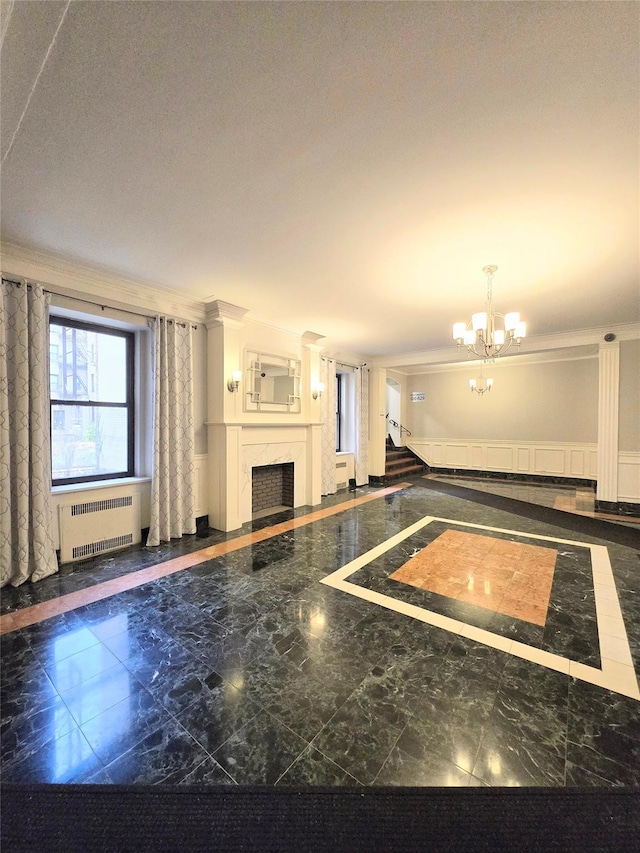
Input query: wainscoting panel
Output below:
<box><xmin>408</xmin><ymin>438</ymin><xmax>599</xmax><ymax>482</ymax></box>
<box><xmin>517</xmin><ymin>447</ymin><xmax>530</xmax><ymax>472</ymax></box>
<box><xmin>618</xmin><ymin>452</ymin><xmax>640</xmax><ymax>502</ymax></box>
<box><xmin>444</xmin><ymin>444</ymin><xmax>470</xmax><ymax>467</ymax></box>
<box><xmin>194</xmin><ymin>453</ymin><xmax>207</xmax><ymax>518</ymax></box>
<box><xmin>486</xmin><ymin>445</ymin><xmax>514</xmax><ymax>471</ymax></box>
<box><xmin>532</xmin><ymin>447</ymin><xmax>566</xmax><ymax>476</ymax></box>
<box><xmin>471</xmin><ymin>445</ymin><xmax>484</xmax><ymax>469</ymax></box>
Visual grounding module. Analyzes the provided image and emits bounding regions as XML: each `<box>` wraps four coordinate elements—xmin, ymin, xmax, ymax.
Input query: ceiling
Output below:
<box><xmin>1</xmin><ymin>1</ymin><xmax>638</xmax><ymax>363</ymax></box>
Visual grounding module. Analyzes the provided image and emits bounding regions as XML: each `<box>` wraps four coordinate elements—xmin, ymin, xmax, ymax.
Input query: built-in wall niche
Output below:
<box><xmin>245</xmin><ymin>350</ymin><xmax>301</xmax><ymax>412</ymax></box>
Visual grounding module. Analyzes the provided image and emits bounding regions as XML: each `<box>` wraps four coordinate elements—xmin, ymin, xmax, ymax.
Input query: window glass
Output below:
<box><xmin>51</xmin><ymin>406</ymin><xmax>129</xmax><ymax>481</ymax></box>
<box><xmin>50</xmin><ymin>319</ymin><xmax>134</xmax><ymax>484</ymax></box>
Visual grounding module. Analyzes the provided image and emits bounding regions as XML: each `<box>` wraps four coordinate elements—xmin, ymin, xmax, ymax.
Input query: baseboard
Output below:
<box><xmin>141</xmin><ymin>515</ymin><xmax>210</xmax><ymax>545</ymax></box>
<box><xmin>595</xmin><ymin>500</ymin><xmax>640</xmax><ymax>518</ymax></box>
<box><xmin>427</xmin><ymin>468</ymin><xmax>596</xmax><ymax>489</ymax></box>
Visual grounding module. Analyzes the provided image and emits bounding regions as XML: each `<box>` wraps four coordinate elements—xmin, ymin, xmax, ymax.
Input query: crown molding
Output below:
<box><xmin>204</xmin><ymin>300</ymin><xmax>249</xmax><ymax>326</ymax></box>
<box><xmin>370</xmin><ymin>323</ymin><xmax>640</xmax><ymax>372</ymax></box>
<box><xmin>1</xmin><ymin>240</ymin><xmax>207</xmax><ymax>323</ymax></box>
<box><xmin>398</xmin><ymin>346</ymin><xmax>601</xmax><ymax>375</ymax></box>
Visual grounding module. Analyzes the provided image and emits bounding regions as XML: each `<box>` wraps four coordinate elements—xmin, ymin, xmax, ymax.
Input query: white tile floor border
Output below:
<box><xmin>321</xmin><ymin>515</ymin><xmax>640</xmax><ymax>701</ymax></box>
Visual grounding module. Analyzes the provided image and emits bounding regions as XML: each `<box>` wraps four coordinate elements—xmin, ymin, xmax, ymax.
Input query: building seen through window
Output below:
<box><xmin>49</xmin><ymin>319</ymin><xmax>134</xmax><ymax>484</ymax></box>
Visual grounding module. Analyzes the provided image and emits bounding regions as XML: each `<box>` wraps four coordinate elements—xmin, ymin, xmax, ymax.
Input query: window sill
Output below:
<box><xmin>52</xmin><ymin>476</ymin><xmax>151</xmax><ymax>496</ymax></box>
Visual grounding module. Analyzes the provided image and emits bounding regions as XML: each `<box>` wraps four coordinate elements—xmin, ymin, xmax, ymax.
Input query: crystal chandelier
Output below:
<box><xmin>453</xmin><ymin>265</ymin><xmax>526</xmax><ymax>360</ymax></box>
<box><xmin>469</xmin><ymin>369</ymin><xmax>493</xmax><ymax>396</ymax></box>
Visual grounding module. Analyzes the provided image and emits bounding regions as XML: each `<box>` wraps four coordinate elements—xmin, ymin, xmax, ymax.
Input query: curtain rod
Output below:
<box><xmin>2</xmin><ymin>277</ymin><xmax>197</xmax><ymax>329</ymax></box>
<box><xmin>322</xmin><ymin>357</ymin><xmax>367</xmax><ymax>369</ymax></box>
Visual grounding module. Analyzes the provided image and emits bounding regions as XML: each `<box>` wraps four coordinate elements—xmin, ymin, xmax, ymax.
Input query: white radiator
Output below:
<box><xmin>335</xmin><ymin>453</ymin><xmax>355</xmax><ymax>490</ymax></box>
<box><xmin>59</xmin><ymin>494</ymin><xmax>141</xmax><ymax>563</ymax></box>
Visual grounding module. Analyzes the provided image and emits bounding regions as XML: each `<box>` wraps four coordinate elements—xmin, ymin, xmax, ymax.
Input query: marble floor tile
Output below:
<box><xmin>59</xmin><ymin>662</ymin><xmax>142</xmax><ymax>726</ymax></box>
<box><xmin>177</xmin><ymin>756</ymin><xmax>237</xmax><ymax>785</ymax></box>
<box><xmin>1</xmin><ymin>691</ymin><xmax>78</xmax><ymax>768</ymax></box>
<box><xmin>213</xmin><ymin>708</ymin><xmax>309</xmax><ymax>784</ymax></box>
<box><xmin>78</xmin><ymin>683</ymin><xmax>172</xmax><ymax>765</ymax></box>
<box><xmin>565</xmin><ymin>741</ymin><xmax>640</xmax><ymax>786</ymax></box>
<box><xmin>276</xmin><ymin>746</ymin><xmax>361</xmax><ymax>786</ymax></box>
<box><xmin>374</xmin><ymin>744</ymin><xmax>472</xmax><ymax>786</ymax></box>
<box><xmin>397</xmin><ymin>699</ymin><xmax>491</xmax><ymax>775</ymax></box>
<box><xmin>1</xmin><ymin>726</ymin><xmax>103</xmax><ymax>784</ymax></box>
<box><xmin>1</xmin><ymin>479</ymin><xmax>638</xmax><ymax>790</ymax></box>
<box><xmin>471</xmin><ymin>727</ymin><xmax>566</xmax><ymax>787</ymax></box>
<box><xmin>310</xmin><ymin>694</ymin><xmax>406</xmax><ymax>785</ymax></box>
<box><xmin>104</xmin><ymin>718</ymin><xmax>212</xmax><ymax>784</ymax></box>
<box><xmin>264</xmin><ymin>671</ymin><xmax>352</xmax><ymax>742</ymax></box>
<box><xmin>172</xmin><ymin>685</ymin><xmax>263</xmax><ymax>754</ymax></box>
<box><xmin>42</xmin><ymin>641</ymin><xmax>123</xmax><ymax>694</ymax></box>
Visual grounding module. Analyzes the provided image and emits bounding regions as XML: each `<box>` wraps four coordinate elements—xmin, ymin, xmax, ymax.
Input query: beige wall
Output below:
<box><xmin>405</xmin><ymin>356</ymin><xmax>599</xmax><ymax>443</ymax></box>
<box><xmin>619</xmin><ymin>339</ymin><xmax>640</xmax><ymax>453</ymax></box>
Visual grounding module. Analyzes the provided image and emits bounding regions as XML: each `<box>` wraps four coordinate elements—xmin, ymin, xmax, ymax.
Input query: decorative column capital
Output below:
<box><xmin>204</xmin><ymin>300</ymin><xmax>248</xmax><ymax>330</ymax></box>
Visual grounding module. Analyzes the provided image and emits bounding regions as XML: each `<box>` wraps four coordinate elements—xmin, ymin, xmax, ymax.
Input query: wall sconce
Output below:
<box><xmin>227</xmin><ymin>370</ymin><xmax>242</xmax><ymax>393</ymax></box>
<box><xmin>312</xmin><ymin>382</ymin><xmax>325</xmax><ymax>400</ymax></box>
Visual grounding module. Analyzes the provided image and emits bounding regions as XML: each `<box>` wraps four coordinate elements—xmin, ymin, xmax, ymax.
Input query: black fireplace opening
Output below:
<box><xmin>252</xmin><ymin>463</ymin><xmax>294</xmax><ymax>516</ymax></box>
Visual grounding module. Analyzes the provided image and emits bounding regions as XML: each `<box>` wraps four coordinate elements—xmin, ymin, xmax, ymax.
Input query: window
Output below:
<box><xmin>50</xmin><ymin>318</ymin><xmax>134</xmax><ymax>485</ymax></box>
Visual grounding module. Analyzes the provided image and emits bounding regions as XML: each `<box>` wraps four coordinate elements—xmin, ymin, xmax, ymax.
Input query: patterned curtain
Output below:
<box><xmin>147</xmin><ymin>317</ymin><xmax>196</xmax><ymax>547</ymax></box>
<box><xmin>320</xmin><ymin>357</ymin><xmax>336</xmax><ymax>495</ymax></box>
<box><xmin>354</xmin><ymin>366</ymin><xmax>369</xmax><ymax>486</ymax></box>
<box><xmin>1</xmin><ymin>279</ymin><xmax>58</xmax><ymax>586</ymax></box>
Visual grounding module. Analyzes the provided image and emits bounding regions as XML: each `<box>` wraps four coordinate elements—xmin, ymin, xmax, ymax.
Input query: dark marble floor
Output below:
<box><xmin>2</xmin><ymin>479</ymin><xmax>639</xmax><ymax>787</ymax></box>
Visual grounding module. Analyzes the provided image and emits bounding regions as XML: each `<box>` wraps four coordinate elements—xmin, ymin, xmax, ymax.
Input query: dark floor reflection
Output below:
<box><xmin>1</xmin><ymin>480</ymin><xmax>639</xmax><ymax>786</ymax></box>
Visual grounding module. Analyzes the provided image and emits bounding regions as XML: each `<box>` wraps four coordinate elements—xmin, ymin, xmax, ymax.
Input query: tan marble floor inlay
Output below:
<box><xmin>0</xmin><ymin>483</ymin><xmax>411</xmax><ymax>635</ymax></box>
<box><xmin>390</xmin><ymin>529</ymin><xmax>557</xmax><ymax>626</ymax></box>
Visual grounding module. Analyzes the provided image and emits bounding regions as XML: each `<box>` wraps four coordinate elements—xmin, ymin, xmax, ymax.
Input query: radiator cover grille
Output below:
<box><xmin>59</xmin><ymin>493</ymin><xmax>141</xmax><ymax>563</ymax></box>
<box><xmin>71</xmin><ymin>496</ymin><xmax>133</xmax><ymax>516</ymax></box>
<box><xmin>73</xmin><ymin>534</ymin><xmax>134</xmax><ymax>559</ymax></box>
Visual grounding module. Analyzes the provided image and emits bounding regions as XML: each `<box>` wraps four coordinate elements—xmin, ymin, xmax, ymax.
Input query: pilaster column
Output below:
<box><xmin>368</xmin><ymin>367</ymin><xmax>387</xmax><ymax>477</ymax></box>
<box><xmin>597</xmin><ymin>341</ymin><xmax>620</xmax><ymax>505</ymax></box>
<box><xmin>302</xmin><ymin>332</ymin><xmax>325</xmax><ymax>507</ymax></box>
<box><xmin>204</xmin><ymin>300</ymin><xmax>248</xmax><ymax>531</ymax></box>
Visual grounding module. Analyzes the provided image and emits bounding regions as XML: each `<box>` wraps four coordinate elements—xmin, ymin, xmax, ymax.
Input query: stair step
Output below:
<box><xmin>386</xmin><ymin>457</ymin><xmax>417</xmax><ymax>470</ymax></box>
<box><xmin>385</xmin><ymin>464</ymin><xmax>425</xmax><ymax>479</ymax></box>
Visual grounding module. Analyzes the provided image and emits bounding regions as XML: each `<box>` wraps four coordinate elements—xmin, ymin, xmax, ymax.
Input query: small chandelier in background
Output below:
<box><xmin>453</xmin><ymin>265</ymin><xmax>526</xmax><ymax>360</ymax></box>
<box><xmin>469</xmin><ymin>369</ymin><xmax>493</xmax><ymax>396</ymax></box>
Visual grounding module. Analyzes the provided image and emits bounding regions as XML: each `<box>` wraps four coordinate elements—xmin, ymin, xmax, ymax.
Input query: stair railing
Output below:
<box><xmin>387</xmin><ymin>417</ymin><xmax>412</xmax><ymax>438</ymax></box>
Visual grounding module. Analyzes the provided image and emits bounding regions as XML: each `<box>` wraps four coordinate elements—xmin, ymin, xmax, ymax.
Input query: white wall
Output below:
<box><xmin>405</xmin><ymin>357</ymin><xmax>599</xmax><ymax>443</ymax></box>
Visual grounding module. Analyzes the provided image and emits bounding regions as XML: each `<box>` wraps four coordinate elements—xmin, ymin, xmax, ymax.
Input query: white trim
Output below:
<box><xmin>52</xmin><ymin>476</ymin><xmax>151</xmax><ymax>495</ymax></box>
<box><xmin>194</xmin><ymin>453</ymin><xmax>208</xmax><ymax>517</ymax></box>
<box><xmin>1</xmin><ymin>241</ymin><xmax>205</xmax><ymax>323</ymax></box>
<box><xmin>618</xmin><ymin>452</ymin><xmax>640</xmax><ymax>502</ymax></box>
<box><xmin>371</xmin><ymin>323</ymin><xmax>640</xmax><ymax>371</ymax></box>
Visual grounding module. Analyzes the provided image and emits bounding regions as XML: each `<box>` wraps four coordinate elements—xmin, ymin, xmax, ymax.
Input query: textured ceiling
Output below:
<box><xmin>1</xmin><ymin>1</ymin><xmax>638</xmax><ymax>360</ymax></box>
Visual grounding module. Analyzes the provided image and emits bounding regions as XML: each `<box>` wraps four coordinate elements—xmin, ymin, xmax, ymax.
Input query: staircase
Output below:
<box><xmin>385</xmin><ymin>437</ymin><xmax>426</xmax><ymax>480</ymax></box>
